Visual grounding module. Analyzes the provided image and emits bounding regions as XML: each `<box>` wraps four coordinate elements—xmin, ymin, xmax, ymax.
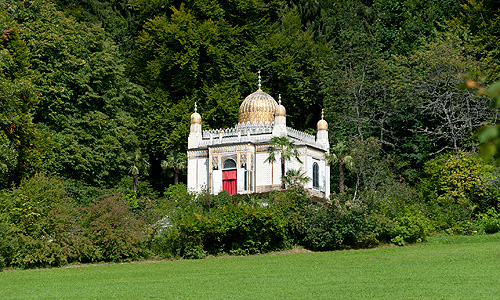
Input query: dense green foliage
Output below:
<box><xmin>0</xmin><ymin>175</ymin><xmax>149</xmax><ymax>269</ymax></box>
<box><xmin>1</xmin><ymin>0</ymin><xmax>500</xmax><ymax>269</ymax></box>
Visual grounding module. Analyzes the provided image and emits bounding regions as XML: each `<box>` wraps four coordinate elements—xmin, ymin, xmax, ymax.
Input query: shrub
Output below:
<box><xmin>476</xmin><ymin>208</ymin><xmax>500</xmax><ymax>234</ymax></box>
<box><xmin>162</xmin><ymin>183</ymin><xmax>194</xmax><ymax>210</ymax></box>
<box><xmin>389</xmin><ymin>207</ymin><xmax>433</xmax><ymax>246</ymax></box>
<box><xmin>421</xmin><ymin>152</ymin><xmax>499</xmax><ymax>230</ymax></box>
<box><xmin>75</xmin><ymin>192</ymin><xmax>149</xmax><ymax>262</ymax></box>
<box><xmin>444</xmin><ymin>220</ymin><xmax>482</xmax><ymax>236</ymax></box>
<box><xmin>0</xmin><ymin>175</ymin><xmax>77</xmax><ymax>268</ymax></box>
<box><xmin>152</xmin><ymin>190</ymin><xmax>291</xmax><ymax>259</ymax></box>
<box><xmin>0</xmin><ymin>221</ymin><xmax>10</xmax><ymax>271</ymax></box>
<box><xmin>299</xmin><ymin>197</ymin><xmax>379</xmax><ymax>251</ymax></box>
<box><xmin>180</xmin><ymin>202</ymin><xmax>288</xmax><ymax>258</ymax></box>
<box><xmin>268</xmin><ymin>186</ymin><xmax>311</xmax><ymax>243</ymax></box>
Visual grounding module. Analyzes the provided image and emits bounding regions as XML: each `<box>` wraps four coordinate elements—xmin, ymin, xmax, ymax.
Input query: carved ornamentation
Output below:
<box><xmin>240</xmin><ymin>153</ymin><xmax>247</xmax><ymax>168</ymax></box>
<box><xmin>222</xmin><ymin>154</ymin><xmax>237</xmax><ymax>166</ymax></box>
<box><xmin>212</xmin><ymin>156</ymin><xmax>219</xmax><ymax>170</ymax></box>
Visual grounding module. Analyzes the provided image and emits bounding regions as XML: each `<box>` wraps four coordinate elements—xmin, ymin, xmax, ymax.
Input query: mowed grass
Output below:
<box><xmin>1</xmin><ymin>234</ymin><xmax>499</xmax><ymax>299</ymax></box>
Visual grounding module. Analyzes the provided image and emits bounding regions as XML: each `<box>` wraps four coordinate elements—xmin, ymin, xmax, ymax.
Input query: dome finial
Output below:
<box><xmin>317</xmin><ymin>109</ymin><xmax>328</xmax><ymax>131</ymax></box>
<box><xmin>258</xmin><ymin>70</ymin><xmax>262</xmax><ymax>90</ymax></box>
<box><xmin>275</xmin><ymin>94</ymin><xmax>286</xmax><ymax>117</ymax></box>
<box><xmin>191</xmin><ymin>102</ymin><xmax>202</xmax><ymax>124</ymax></box>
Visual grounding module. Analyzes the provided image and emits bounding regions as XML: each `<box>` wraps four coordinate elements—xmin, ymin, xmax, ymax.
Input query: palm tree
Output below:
<box><xmin>282</xmin><ymin>168</ymin><xmax>310</xmax><ymax>189</ymax></box>
<box><xmin>126</xmin><ymin>150</ymin><xmax>150</xmax><ymax>192</ymax></box>
<box><xmin>161</xmin><ymin>151</ymin><xmax>187</xmax><ymax>185</ymax></box>
<box><xmin>325</xmin><ymin>141</ymin><xmax>353</xmax><ymax>192</ymax></box>
<box><xmin>265</xmin><ymin>136</ymin><xmax>302</xmax><ymax>189</ymax></box>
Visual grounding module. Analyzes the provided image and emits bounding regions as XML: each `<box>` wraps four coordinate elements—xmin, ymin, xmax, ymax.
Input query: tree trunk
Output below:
<box><xmin>133</xmin><ymin>174</ymin><xmax>138</xmax><ymax>192</ymax></box>
<box><xmin>174</xmin><ymin>168</ymin><xmax>179</xmax><ymax>185</ymax></box>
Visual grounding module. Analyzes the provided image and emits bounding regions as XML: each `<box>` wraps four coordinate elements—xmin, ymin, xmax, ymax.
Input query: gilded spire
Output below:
<box><xmin>275</xmin><ymin>93</ymin><xmax>286</xmax><ymax>117</ymax></box>
<box><xmin>317</xmin><ymin>109</ymin><xmax>328</xmax><ymax>131</ymax></box>
<box><xmin>191</xmin><ymin>102</ymin><xmax>201</xmax><ymax>124</ymax></box>
<box><xmin>258</xmin><ymin>70</ymin><xmax>262</xmax><ymax>90</ymax></box>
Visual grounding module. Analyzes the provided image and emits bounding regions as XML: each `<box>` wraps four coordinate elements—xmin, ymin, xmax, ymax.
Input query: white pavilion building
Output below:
<box><xmin>187</xmin><ymin>73</ymin><xmax>330</xmax><ymax>198</ymax></box>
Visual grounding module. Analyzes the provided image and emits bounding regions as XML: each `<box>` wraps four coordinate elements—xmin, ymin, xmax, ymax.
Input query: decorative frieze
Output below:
<box><xmin>210</xmin><ymin>144</ymin><xmax>253</xmax><ymax>154</ymax></box>
<box><xmin>187</xmin><ymin>150</ymin><xmax>208</xmax><ymax>158</ymax></box>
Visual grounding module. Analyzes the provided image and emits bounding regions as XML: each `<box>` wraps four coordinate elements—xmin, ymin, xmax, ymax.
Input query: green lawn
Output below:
<box><xmin>1</xmin><ymin>234</ymin><xmax>499</xmax><ymax>299</ymax></box>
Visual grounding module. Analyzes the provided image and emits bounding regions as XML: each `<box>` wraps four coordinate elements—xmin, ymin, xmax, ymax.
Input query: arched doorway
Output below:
<box><xmin>222</xmin><ymin>159</ymin><xmax>237</xmax><ymax>195</ymax></box>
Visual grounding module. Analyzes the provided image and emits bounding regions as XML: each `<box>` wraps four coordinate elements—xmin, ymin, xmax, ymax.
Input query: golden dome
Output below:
<box><xmin>317</xmin><ymin>109</ymin><xmax>328</xmax><ymax>131</ymax></box>
<box><xmin>191</xmin><ymin>102</ymin><xmax>201</xmax><ymax>124</ymax></box>
<box><xmin>275</xmin><ymin>94</ymin><xmax>286</xmax><ymax>117</ymax></box>
<box><xmin>238</xmin><ymin>89</ymin><xmax>278</xmax><ymax>124</ymax></box>
<box><xmin>317</xmin><ymin>119</ymin><xmax>328</xmax><ymax>131</ymax></box>
<box><xmin>191</xmin><ymin>112</ymin><xmax>201</xmax><ymax>124</ymax></box>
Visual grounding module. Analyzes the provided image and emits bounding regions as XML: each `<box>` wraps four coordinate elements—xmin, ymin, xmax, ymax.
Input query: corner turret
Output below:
<box><xmin>188</xmin><ymin>103</ymin><xmax>202</xmax><ymax>149</ymax></box>
<box><xmin>272</xmin><ymin>94</ymin><xmax>287</xmax><ymax>137</ymax></box>
<box><xmin>316</xmin><ymin>109</ymin><xmax>329</xmax><ymax>150</ymax></box>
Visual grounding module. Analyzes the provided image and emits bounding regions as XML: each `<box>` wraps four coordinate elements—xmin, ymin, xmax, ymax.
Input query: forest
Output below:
<box><xmin>1</xmin><ymin>0</ymin><xmax>500</xmax><ymax>269</ymax></box>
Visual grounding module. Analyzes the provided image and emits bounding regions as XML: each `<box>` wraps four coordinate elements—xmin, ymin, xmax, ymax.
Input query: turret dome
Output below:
<box><xmin>317</xmin><ymin>109</ymin><xmax>328</xmax><ymax>131</ymax></box>
<box><xmin>275</xmin><ymin>94</ymin><xmax>286</xmax><ymax>117</ymax></box>
<box><xmin>190</xmin><ymin>103</ymin><xmax>202</xmax><ymax>124</ymax></box>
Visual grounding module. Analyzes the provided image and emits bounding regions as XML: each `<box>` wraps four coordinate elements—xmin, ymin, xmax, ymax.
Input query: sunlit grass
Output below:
<box><xmin>1</xmin><ymin>233</ymin><xmax>499</xmax><ymax>299</ymax></box>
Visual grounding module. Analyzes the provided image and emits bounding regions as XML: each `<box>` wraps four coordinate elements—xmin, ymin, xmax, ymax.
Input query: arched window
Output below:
<box><xmin>313</xmin><ymin>162</ymin><xmax>319</xmax><ymax>189</ymax></box>
<box><xmin>223</xmin><ymin>159</ymin><xmax>236</xmax><ymax>170</ymax></box>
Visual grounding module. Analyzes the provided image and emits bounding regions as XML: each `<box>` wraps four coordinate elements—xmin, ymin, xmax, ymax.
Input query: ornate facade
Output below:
<box><xmin>187</xmin><ymin>72</ymin><xmax>330</xmax><ymax>198</ymax></box>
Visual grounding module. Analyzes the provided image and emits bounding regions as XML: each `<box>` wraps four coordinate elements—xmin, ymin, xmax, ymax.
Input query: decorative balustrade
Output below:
<box><xmin>202</xmin><ymin>121</ymin><xmax>273</xmax><ymax>139</ymax></box>
<box><xmin>198</xmin><ymin>122</ymin><xmax>320</xmax><ymax>148</ymax></box>
<box><xmin>286</xmin><ymin>127</ymin><xmax>316</xmax><ymax>144</ymax></box>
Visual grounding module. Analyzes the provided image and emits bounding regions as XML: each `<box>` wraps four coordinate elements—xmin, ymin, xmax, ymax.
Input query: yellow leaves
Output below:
<box><xmin>425</xmin><ymin>151</ymin><xmax>496</xmax><ymax>208</ymax></box>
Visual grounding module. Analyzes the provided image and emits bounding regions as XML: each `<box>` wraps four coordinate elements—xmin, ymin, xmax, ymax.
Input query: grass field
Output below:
<box><xmin>1</xmin><ymin>234</ymin><xmax>499</xmax><ymax>299</ymax></box>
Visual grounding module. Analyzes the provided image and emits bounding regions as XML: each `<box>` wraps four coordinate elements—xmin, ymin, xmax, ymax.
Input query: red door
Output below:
<box><xmin>222</xmin><ymin>169</ymin><xmax>237</xmax><ymax>195</ymax></box>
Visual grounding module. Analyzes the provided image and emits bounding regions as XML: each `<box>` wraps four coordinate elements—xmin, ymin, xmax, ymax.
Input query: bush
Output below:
<box><xmin>74</xmin><ymin>192</ymin><xmax>149</xmax><ymax>262</ymax></box>
<box><xmin>421</xmin><ymin>152</ymin><xmax>499</xmax><ymax>230</ymax></box>
<box><xmin>152</xmin><ymin>190</ymin><xmax>292</xmax><ymax>259</ymax></box>
<box><xmin>299</xmin><ymin>197</ymin><xmax>379</xmax><ymax>251</ymax></box>
<box><xmin>444</xmin><ymin>220</ymin><xmax>482</xmax><ymax>236</ymax></box>
<box><xmin>0</xmin><ymin>176</ymin><xmax>154</xmax><ymax>268</ymax></box>
<box><xmin>389</xmin><ymin>207</ymin><xmax>433</xmax><ymax>246</ymax></box>
<box><xmin>0</xmin><ymin>221</ymin><xmax>10</xmax><ymax>271</ymax></box>
<box><xmin>476</xmin><ymin>208</ymin><xmax>500</xmax><ymax>234</ymax></box>
<box><xmin>0</xmin><ymin>175</ymin><xmax>76</xmax><ymax>268</ymax></box>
